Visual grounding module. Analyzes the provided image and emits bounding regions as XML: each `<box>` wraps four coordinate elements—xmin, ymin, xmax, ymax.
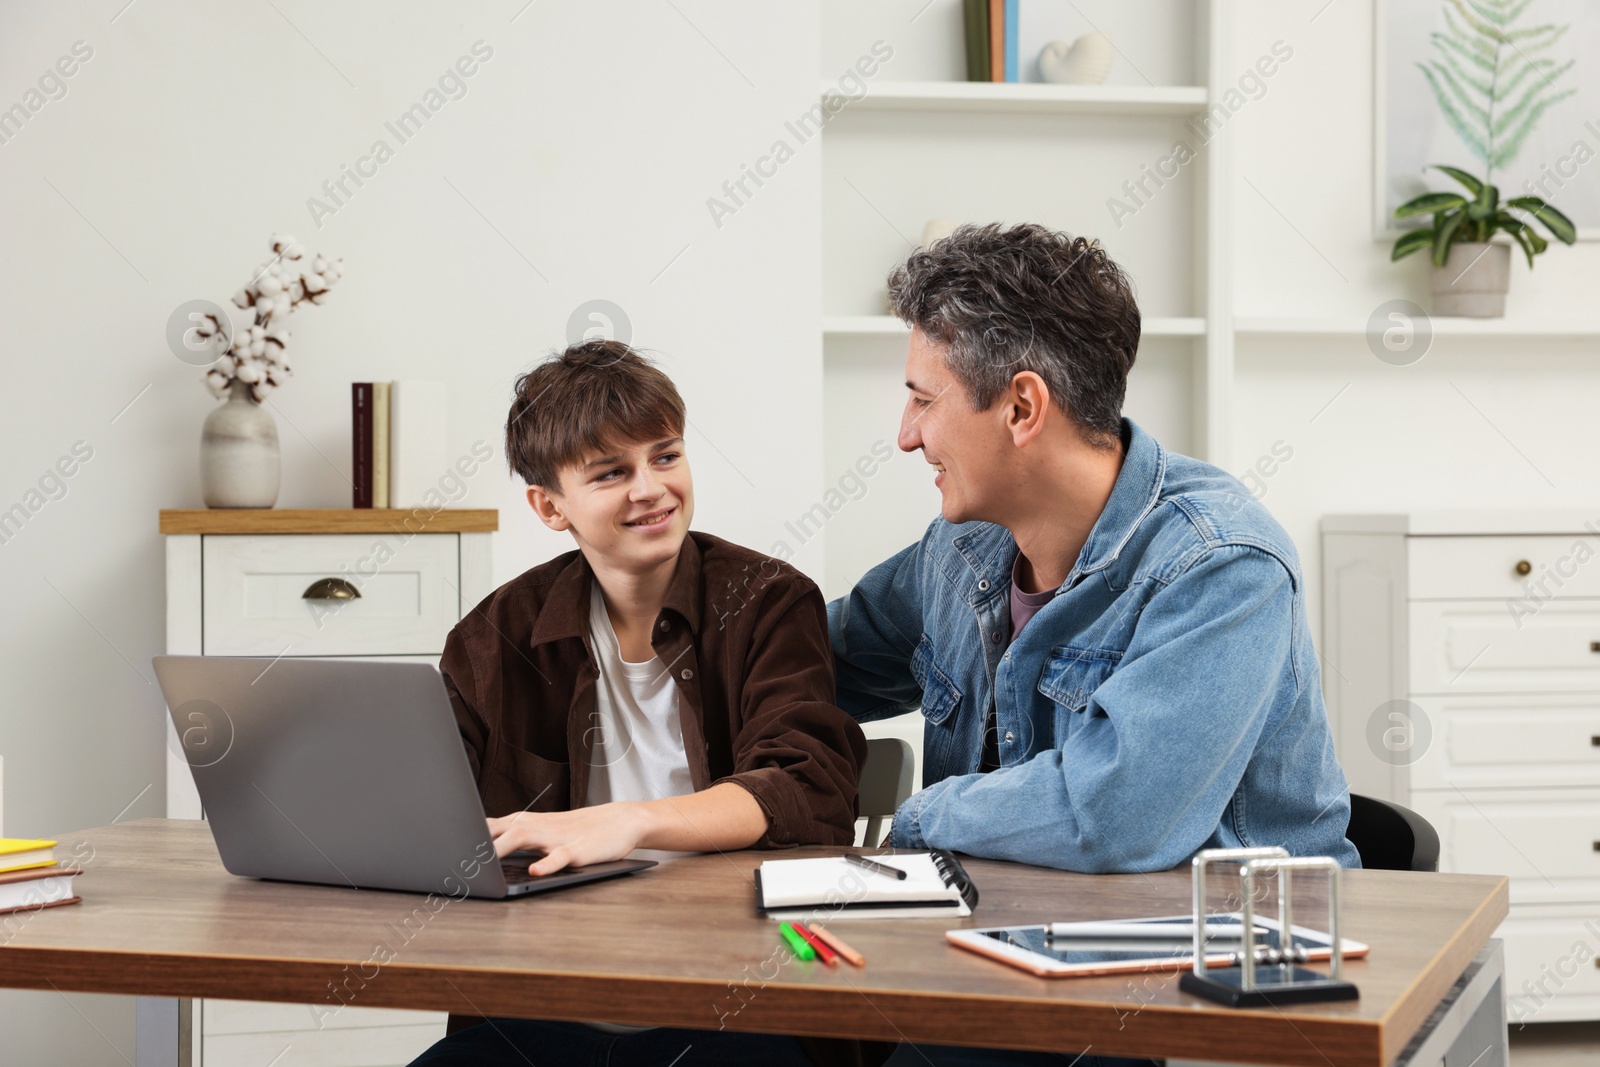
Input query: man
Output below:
<box><xmin>412</xmin><ymin>340</ymin><xmax>866</xmax><ymax>1067</ymax></box>
<box><xmin>830</xmin><ymin>223</ymin><xmax>1358</xmax><ymax>876</ymax></box>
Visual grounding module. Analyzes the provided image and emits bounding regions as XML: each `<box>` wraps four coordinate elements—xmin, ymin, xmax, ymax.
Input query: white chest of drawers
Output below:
<box><xmin>158</xmin><ymin>508</ymin><xmax>497</xmax><ymax>1067</ymax></box>
<box><xmin>1322</xmin><ymin>512</ymin><xmax>1600</xmax><ymax>1024</ymax></box>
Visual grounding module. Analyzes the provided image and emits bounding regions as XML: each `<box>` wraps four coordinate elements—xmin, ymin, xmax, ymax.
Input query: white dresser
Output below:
<box><xmin>158</xmin><ymin>507</ymin><xmax>498</xmax><ymax>1067</ymax></box>
<box><xmin>1322</xmin><ymin>512</ymin><xmax>1600</xmax><ymax>1023</ymax></box>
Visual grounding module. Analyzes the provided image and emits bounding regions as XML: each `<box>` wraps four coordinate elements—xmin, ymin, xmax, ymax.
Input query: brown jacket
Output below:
<box><xmin>441</xmin><ymin>531</ymin><xmax>866</xmax><ymax>845</ymax></box>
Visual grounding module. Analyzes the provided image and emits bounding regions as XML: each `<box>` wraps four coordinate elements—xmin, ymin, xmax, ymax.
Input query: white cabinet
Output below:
<box><xmin>159</xmin><ymin>509</ymin><xmax>497</xmax><ymax>1066</ymax></box>
<box><xmin>1323</xmin><ymin>512</ymin><xmax>1600</xmax><ymax>1023</ymax></box>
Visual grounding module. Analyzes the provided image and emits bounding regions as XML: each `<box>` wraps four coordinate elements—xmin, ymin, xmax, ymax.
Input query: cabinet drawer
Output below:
<box><xmin>204</xmin><ymin>1021</ymin><xmax>446</xmax><ymax>1067</ymax></box>
<box><xmin>204</xmin><ymin>998</ymin><xmax>446</xmax><ymax>1034</ymax></box>
<box><xmin>1409</xmin><ymin>694</ymin><xmax>1600</xmax><ymax>790</ymax></box>
<box><xmin>202</xmin><ymin>535</ymin><xmax>460</xmax><ymax>656</ymax></box>
<box><xmin>1409</xmin><ymin>601</ymin><xmax>1600</xmax><ymax>693</ymax></box>
<box><xmin>1501</xmin><ymin>906</ymin><xmax>1600</xmax><ymax>1024</ymax></box>
<box><xmin>1409</xmin><ymin>789</ymin><xmax>1600</xmax><ymax>905</ymax></box>
<box><xmin>1410</xmin><ymin>534</ymin><xmax>1600</xmax><ymax>600</ymax></box>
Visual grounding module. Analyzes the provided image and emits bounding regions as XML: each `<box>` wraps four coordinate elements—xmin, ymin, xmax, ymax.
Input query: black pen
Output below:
<box><xmin>844</xmin><ymin>853</ymin><xmax>907</xmax><ymax>880</ymax></box>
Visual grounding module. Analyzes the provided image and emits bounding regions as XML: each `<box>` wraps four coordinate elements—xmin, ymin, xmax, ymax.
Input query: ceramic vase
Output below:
<box><xmin>1431</xmin><ymin>242</ymin><xmax>1511</xmax><ymax>318</ymax></box>
<box><xmin>201</xmin><ymin>379</ymin><xmax>280</xmax><ymax>508</ymax></box>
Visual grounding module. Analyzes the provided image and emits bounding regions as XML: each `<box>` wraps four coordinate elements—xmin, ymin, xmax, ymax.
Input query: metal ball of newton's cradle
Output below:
<box><xmin>1255</xmin><ymin>943</ymin><xmax>1310</xmax><ymax>967</ymax></box>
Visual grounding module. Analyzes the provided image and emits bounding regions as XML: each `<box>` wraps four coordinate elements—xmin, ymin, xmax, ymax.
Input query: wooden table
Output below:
<box><xmin>3</xmin><ymin>821</ymin><xmax>1508</xmax><ymax>1066</ymax></box>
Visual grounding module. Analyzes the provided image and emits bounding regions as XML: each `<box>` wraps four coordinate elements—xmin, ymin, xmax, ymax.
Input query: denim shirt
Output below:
<box><xmin>828</xmin><ymin>420</ymin><xmax>1359</xmax><ymax>872</ymax></box>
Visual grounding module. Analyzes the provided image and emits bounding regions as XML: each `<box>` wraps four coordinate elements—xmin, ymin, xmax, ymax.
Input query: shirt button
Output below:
<box><xmin>977</xmin><ymin>579</ymin><xmax>990</xmax><ymax>591</ymax></box>
<box><xmin>991</xmin><ymin>632</ymin><xmax>1002</xmax><ymax>644</ymax></box>
<box><xmin>681</xmin><ymin>669</ymin><xmax>694</xmax><ymax>681</ymax></box>
<box><xmin>1004</xmin><ymin>731</ymin><xmax>1015</xmax><ymax>743</ymax></box>
<box><xmin>658</xmin><ymin>620</ymin><xmax>670</xmax><ymax>631</ymax></box>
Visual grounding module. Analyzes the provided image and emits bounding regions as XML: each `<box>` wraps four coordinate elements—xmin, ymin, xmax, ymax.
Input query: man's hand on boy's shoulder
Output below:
<box><xmin>489</xmin><ymin>805</ymin><xmax>651</xmax><ymax>877</ymax></box>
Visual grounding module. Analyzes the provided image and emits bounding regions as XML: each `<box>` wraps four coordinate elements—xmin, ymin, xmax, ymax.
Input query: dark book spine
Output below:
<box><xmin>963</xmin><ymin>0</ymin><xmax>988</xmax><ymax>82</ymax></box>
<box><xmin>352</xmin><ymin>382</ymin><xmax>373</xmax><ymax>508</ymax></box>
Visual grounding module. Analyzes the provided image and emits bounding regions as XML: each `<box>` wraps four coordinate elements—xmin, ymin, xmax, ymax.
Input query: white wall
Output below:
<box><xmin>0</xmin><ymin>2</ymin><xmax>820</xmax><ymax>1062</ymax></box>
<box><xmin>1227</xmin><ymin>1</ymin><xmax>1600</xmax><ymax>640</ymax></box>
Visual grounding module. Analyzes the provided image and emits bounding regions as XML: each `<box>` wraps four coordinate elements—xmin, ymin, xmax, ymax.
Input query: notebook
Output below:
<box><xmin>0</xmin><ymin>867</ymin><xmax>81</xmax><ymax>917</ymax></box>
<box><xmin>755</xmin><ymin>851</ymin><xmax>979</xmax><ymax>920</ymax></box>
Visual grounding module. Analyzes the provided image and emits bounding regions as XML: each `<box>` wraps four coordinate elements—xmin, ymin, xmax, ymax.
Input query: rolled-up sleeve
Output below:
<box><xmin>717</xmin><ymin>577</ymin><xmax>867</xmax><ymax>847</ymax></box>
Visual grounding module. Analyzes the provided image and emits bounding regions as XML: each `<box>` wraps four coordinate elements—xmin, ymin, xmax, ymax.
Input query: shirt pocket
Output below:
<box><xmin>909</xmin><ymin>633</ymin><xmax>963</xmax><ymax>727</ymax></box>
<box><xmin>486</xmin><ymin>740</ymin><xmax>570</xmax><ymax>813</ymax></box>
<box><xmin>1037</xmin><ymin>648</ymin><xmax>1123</xmax><ymax>740</ymax></box>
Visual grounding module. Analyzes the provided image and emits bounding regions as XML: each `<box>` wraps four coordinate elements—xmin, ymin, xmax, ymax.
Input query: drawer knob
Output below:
<box><xmin>302</xmin><ymin>577</ymin><xmax>361</xmax><ymax>601</ymax></box>
<box><xmin>1514</xmin><ymin>559</ymin><xmax>1533</xmax><ymax>576</ymax></box>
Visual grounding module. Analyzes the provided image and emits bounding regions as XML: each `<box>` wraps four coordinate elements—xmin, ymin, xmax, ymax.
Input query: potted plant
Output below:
<box><xmin>187</xmin><ymin>235</ymin><xmax>343</xmax><ymax>507</ymax></box>
<box><xmin>1391</xmin><ymin>0</ymin><xmax>1577</xmax><ymax>317</ymax></box>
<box><xmin>1392</xmin><ymin>166</ymin><xmax>1574</xmax><ymax>316</ymax></box>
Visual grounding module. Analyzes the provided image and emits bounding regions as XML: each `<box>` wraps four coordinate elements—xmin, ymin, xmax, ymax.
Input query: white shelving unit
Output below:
<box><xmin>835</xmin><ymin>80</ymin><xmax>1209</xmax><ymax>116</ymax></box>
<box><xmin>1237</xmin><ymin>316</ymin><xmax>1600</xmax><ymax>338</ymax></box>
<box><xmin>819</xmin><ymin>0</ymin><xmax>1234</xmax><ymax>602</ymax></box>
<box><xmin>825</xmin><ymin>314</ymin><xmax>1208</xmax><ymax>337</ymax></box>
<box><xmin>818</xmin><ymin>0</ymin><xmax>1233</xmax><ymax>773</ymax></box>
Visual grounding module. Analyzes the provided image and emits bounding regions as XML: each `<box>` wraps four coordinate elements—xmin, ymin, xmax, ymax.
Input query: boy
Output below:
<box><xmin>412</xmin><ymin>340</ymin><xmax>865</xmax><ymax>1067</ymax></box>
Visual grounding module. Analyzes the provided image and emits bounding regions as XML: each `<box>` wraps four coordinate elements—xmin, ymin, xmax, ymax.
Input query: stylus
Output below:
<box><xmin>1046</xmin><ymin>921</ymin><xmax>1266</xmax><ymax>940</ymax></box>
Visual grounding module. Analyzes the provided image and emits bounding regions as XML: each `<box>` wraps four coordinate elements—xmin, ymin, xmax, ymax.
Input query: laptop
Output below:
<box><xmin>152</xmin><ymin>655</ymin><xmax>655</xmax><ymax>899</ymax></box>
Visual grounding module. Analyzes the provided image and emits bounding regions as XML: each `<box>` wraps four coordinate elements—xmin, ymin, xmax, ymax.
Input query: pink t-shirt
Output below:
<box><xmin>1009</xmin><ymin>555</ymin><xmax>1057</xmax><ymax>641</ymax></box>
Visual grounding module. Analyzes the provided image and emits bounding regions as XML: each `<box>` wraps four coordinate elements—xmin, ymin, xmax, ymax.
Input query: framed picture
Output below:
<box><xmin>1374</xmin><ymin>0</ymin><xmax>1600</xmax><ymax>240</ymax></box>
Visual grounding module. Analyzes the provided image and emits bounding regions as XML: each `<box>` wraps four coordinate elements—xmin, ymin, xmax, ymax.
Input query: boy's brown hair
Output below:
<box><xmin>505</xmin><ymin>340</ymin><xmax>687</xmax><ymax>490</ymax></box>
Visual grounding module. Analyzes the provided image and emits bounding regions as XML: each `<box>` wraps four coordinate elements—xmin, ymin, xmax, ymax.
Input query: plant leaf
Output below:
<box><xmin>1396</xmin><ymin>192</ymin><xmax>1470</xmax><ymax>218</ymax></box>
<box><xmin>1491</xmin><ymin>89</ymin><xmax>1577</xmax><ymax>168</ymax></box>
<box><xmin>1448</xmin><ymin>0</ymin><xmax>1504</xmax><ymax>41</ymax></box>
<box><xmin>1431</xmin><ymin>27</ymin><xmax>1496</xmax><ymax>72</ymax></box>
<box><xmin>1490</xmin><ymin>55</ymin><xmax>1554</xmax><ymax>102</ymax></box>
<box><xmin>1505</xmin><ymin>196</ymin><xmax>1577</xmax><ymax>243</ymax></box>
<box><xmin>1433</xmin><ymin>209</ymin><xmax>1468</xmax><ymax>267</ymax></box>
<box><xmin>1429</xmin><ymin>164</ymin><xmax>1485</xmax><ymax>195</ymax></box>
<box><xmin>1492</xmin><ymin>60</ymin><xmax>1575</xmax><ymax>138</ymax></box>
<box><xmin>1392</xmin><ymin>228</ymin><xmax>1435</xmax><ymax>261</ymax></box>
<box><xmin>1418</xmin><ymin>66</ymin><xmax>1491</xmax><ymax>166</ymax></box>
<box><xmin>1467</xmin><ymin>181</ymin><xmax>1499</xmax><ymax>220</ymax></box>
<box><xmin>1503</xmin><ymin>220</ymin><xmax>1540</xmax><ymax>267</ymax></box>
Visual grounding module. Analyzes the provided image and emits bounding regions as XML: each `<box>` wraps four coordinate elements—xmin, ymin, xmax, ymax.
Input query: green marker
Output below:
<box><xmin>778</xmin><ymin>921</ymin><xmax>816</xmax><ymax>961</ymax></box>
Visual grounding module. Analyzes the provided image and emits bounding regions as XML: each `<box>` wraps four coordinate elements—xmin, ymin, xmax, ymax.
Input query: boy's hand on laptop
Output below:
<box><xmin>488</xmin><ymin>784</ymin><xmax>768</xmax><ymax>874</ymax></box>
<box><xmin>488</xmin><ymin>804</ymin><xmax>650</xmax><ymax>876</ymax></box>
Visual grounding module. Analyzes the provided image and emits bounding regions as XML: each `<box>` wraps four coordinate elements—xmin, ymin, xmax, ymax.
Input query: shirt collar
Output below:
<box><xmin>527</xmin><ymin>533</ymin><xmax>704</xmax><ymax>649</ymax></box>
<box><xmin>1075</xmin><ymin>418</ymin><xmax>1164</xmax><ymax>577</ymax></box>
<box><xmin>950</xmin><ymin>418</ymin><xmax>1165</xmax><ymax>598</ymax></box>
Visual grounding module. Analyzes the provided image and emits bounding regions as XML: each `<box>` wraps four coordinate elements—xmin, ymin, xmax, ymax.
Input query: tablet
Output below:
<box><xmin>946</xmin><ymin>913</ymin><xmax>1369</xmax><ymax>978</ymax></box>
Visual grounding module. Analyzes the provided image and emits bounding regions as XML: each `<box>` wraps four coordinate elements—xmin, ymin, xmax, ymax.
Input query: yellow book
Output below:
<box><xmin>0</xmin><ymin>839</ymin><xmax>57</xmax><ymax>874</ymax></box>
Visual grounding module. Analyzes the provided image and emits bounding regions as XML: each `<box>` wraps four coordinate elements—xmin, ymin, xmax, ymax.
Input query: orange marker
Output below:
<box><xmin>791</xmin><ymin>921</ymin><xmax>838</xmax><ymax>966</ymax></box>
<box><xmin>809</xmin><ymin>923</ymin><xmax>865</xmax><ymax>967</ymax></box>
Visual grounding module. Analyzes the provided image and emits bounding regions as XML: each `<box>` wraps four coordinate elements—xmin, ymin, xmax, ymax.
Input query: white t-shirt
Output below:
<box><xmin>582</xmin><ymin>584</ymin><xmax>695</xmax><ymax>1037</ymax></box>
<box><xmin>584</xmin><ymin>583</ymin><xmax>695</xmax><ymax>808</ymax></box>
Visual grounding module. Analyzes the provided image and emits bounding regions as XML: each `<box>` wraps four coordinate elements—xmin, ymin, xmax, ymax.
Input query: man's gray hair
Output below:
<box><xmin>886</xmin><ymin>222</ymin><xmax>1141</xmax><ymax>449</ymax></box>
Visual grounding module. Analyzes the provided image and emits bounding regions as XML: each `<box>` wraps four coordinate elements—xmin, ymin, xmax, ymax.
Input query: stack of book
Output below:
<box><xmin>0</xmin><ymin>838</ymin><xmax>83</xmax><ymax>917</ymax></box>
<box><xmin>352</xmin><ymin>381</ymin><xmax>449</xmax><ymax>509</ymax></box>
<box><xmin>964</xmin><ymin>0</ymin><xmax>1019</xmax><ymax>82</ymax></box>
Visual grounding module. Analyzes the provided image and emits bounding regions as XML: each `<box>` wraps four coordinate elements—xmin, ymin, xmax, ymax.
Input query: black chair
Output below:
<box><xmin>1344</xmin><ymin>793</ymin><xmax>1440</xmax><ymax>872</ymax></box>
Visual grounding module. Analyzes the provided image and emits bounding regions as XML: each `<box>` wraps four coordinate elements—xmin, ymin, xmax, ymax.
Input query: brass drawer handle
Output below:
<box><xmin>1515</xmin><ymin>559</ymin><xmax>1532</xmax><ymax>577</ymax></box>
<box><xmin>302</xmin><ymin>577</ymin><xmax>361</xmax><ymax>601</ymax></box>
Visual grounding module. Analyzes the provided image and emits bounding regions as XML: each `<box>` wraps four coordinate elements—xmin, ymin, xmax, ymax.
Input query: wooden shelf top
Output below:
<box><xmin>159</xmin><ymin>508</ymin><xmax>499</xmax><ymax>535</ymax></box>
